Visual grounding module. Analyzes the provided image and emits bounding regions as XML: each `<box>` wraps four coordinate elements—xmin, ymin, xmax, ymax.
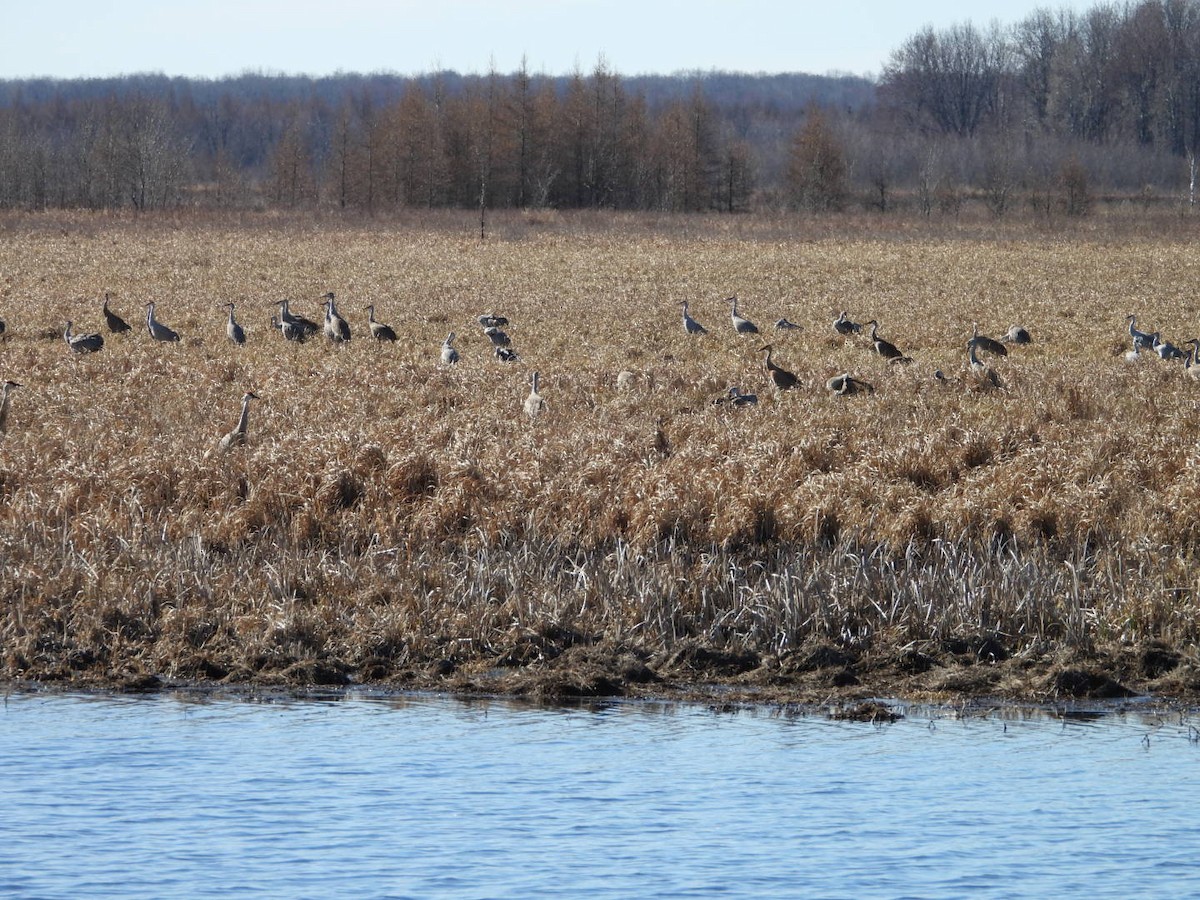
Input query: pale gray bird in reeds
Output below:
<box><xmin>364</xmin><ymin>304</ymin><xmax>396</xmax><ymax>342</ymax></box>
<box><xmin>271</xmin><ymin>313</ymin><xmax>306</xmax><ymax>343</ymax></box>
<box><xmin>967</xmin><ymin>337</ymin><xmax>1002</xmax><ymax>388</ymax></box>
<box><xmin>1004</xmin><ymin>324</ymin><xmax>1032</xmax><ymax>345</ymax></box>
<box><xmin>525</xmin><ymin>370</ymin><xmax>545</xmax><ymax>420</ymax></box>
<box><xmin>322</xmin><ymin>292</ymin><xmax>351</xmax><ymax>343</ymax></box>
<box><xmin>0</xmin><ymin>380</ymin><xmax>21</xmax><ymax>434</ymax></box>
<box><xmin>483</xmin><ymin>325</ymin><xmax>511</xmax><ymax>347</ymax></box>
<box><xmin>478</xmin><ymin>313</ymin><xmax>509</xmax><ymax>328</ymax></box>
<box><xmin>102</xmin><ymin>293</ymin><xmax>131</xmax><ymax>333</ymax></box>
<box><xmin>1152</xmin><ymin>332</ymin><xmax>1185</xmax><ymax>361</ymax></box>
<box><xmin>215</xmin><ymin>391</ymin><xmax>259</xmax><ymax>454</ymax></box>
<box><xmin>826</xmin><ymin>373</ymin><xmax>874</xmax><ymax>396</ymax></box>
<box><xmin>224</xmin><ymin>302</ymin><xmax>246</xmax><ymax>345</ymax></box>
<box><xmin>971</xmin><ymin>323</ymin><xmax>1008</xmax><ymax>357</ymax></box>
<box><xmin>1185</xmin><ymin>340</ymin><xmax>1200</xmax><ymax>381</ymax></box>
<box><xmin>278</xmin><ymin>299</ymin><xmax>319</xmax><ymax>338</ymax></box>
<box><xmin>760</xmin><ymin>344</ymin><xmax>799</xmax><ymax>391</ymax></box>
<box><xmin>64</xmin><ymin>321</ymin><xmax>104</xmax><ymax>353</ymax></box>
<box><xmin>774</xmin><ymin>317</ymin><xmax>803</xmax><ymax>331</ymax></box>
<box><xmin>866</xmin><ymin>320</ymin><xmax>903</xmax><ymax>360</ymax></box>
<box><xmin>145</xmin><ymin>302</ymin><xmax>180</xmax><ymax>343</ymax></box>
<box><xmin>714</xmin><ymin>385</ymin><xmax>758</xmax><ymax>407</ymax></box>
<box><xmin>833</xmin><ymin>310</ymin><xmax>862</xmax><ymax>336</ymax></box>
<box><xmin>680</xmin><ymin>300</ymin><xmax>707</xmax><ymax>334</ymax></box>
<box><xmin>729</xmin><ymin>296</ymin><xmax>759</xmax><ymax>334</ymax></box>
<box><xmin>441</xmin><ymin>331</ymin><xmax>459</xmax><ymax>365</ymax></box>
<box><xmin>1127</xmin><ymin>314</ymin><xmax>1155</xmax><ymax>351</ymax></box>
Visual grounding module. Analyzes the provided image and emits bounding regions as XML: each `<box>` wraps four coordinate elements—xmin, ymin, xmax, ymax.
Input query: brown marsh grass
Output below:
<box><xmin>3</xmin><ymin>209</ymin><xmax>1200</xmax><ymax>703</ymax></box>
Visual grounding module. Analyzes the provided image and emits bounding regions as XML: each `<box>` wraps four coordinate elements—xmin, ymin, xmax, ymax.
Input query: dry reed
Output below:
<box><xmin>2</xmin><ymin>209</ymin><xmax>1200</xmax><ymax>703</ymax></box>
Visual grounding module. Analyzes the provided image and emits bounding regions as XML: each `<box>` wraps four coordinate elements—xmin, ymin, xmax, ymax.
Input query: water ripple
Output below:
<box><xmin>1</xmin><ymin>692</ymin><xmax>1197</xmax><ymax>899</ymax></box>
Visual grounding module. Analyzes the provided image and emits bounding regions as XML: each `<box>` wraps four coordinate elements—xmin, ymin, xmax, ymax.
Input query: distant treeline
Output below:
<box><xmin>1</xmin><ymin>1</ymin><xmax>1199</xmax><ymax>216</ymax></box>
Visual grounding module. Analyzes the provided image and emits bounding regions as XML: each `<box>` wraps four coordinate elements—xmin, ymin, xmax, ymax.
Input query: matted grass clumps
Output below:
<box><xmin>3</xmin><ymin>210</ymin><xmax>1200</xmax><ymax>704</ymax></box>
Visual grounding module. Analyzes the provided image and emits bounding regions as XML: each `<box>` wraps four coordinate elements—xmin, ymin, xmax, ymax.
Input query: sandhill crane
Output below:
<box><xmin>967</xmin><ymin>337</ymin><xmax>1002</xmax><ymax>389</ymax></box>
<box><xmin>1127</xmin><ymin>314</ymin><xmax>1155</xmax><ymax>350</ymax></box>
<box><xmin>278</xmin><ymin>299</ymin><xmax>319</xmax><ymax>338</ymax></box>
<box><xmin>441</xmin><ymin>332</ymin><xmax>459</xmax><ymax>365</ymax></box>
<box><xmin>760</xmin><ymin>344</ymin><xmax>799</xmax><ymax>390</ymax></box>
<box><xmin>102</xmin><ymin>293</ymin><xmax>131</xmax><ymax>333</ymax></box>
<box><xmin>271</xmin><ymin>313</ymin><xmax>306</xmax><ymax>343</ymax></box>
<box><xmin>525</xmin><ymin>371</ymin><xmax>545</xmax><ymax>420</ymax></box>
<box><xmin>774</xmin><ymin>318</ymin><xmax>803</xmax><ymax>331</ymax></box>
<box><xmin>483</xmin><ymin>325</ymin><xmax>511</xmax><ymax>347</ymax></box>
<box><xmin>1004</xmin><ymin>324</ymin><xmax>1032</xmax><ymax>345</ymax></box>
<box><xmin>364</xmin><ymin>305</ymin><xmax>397</xmax><ymax>342</ymax></box>
<box><xmin>971</xmin><ymin>323</ymin><xmax>1008</xmax><ymax>357</ymax></box>
<box><xmin>216</xmin><ymin>391</ymin><xmax>259</xmax><ymax>454</ymax></box>
<box><xmin>1185</xmin><ymin>340</ymin><xmax>1200</xmax><ymax>381</ymax></box>
<box><xmin>714</xmin><ymin>385</ymin><xmax>758</xmax><ymax>407</ymax></box>
<box><xmin>680</xmin><ymin>300</ymin><xmax>707</xmax><ymax>334</ymax></box>
<box><xmin>729</xmin><ymin>296</ymin><xmax>759</xmax><ymax>334</ymax></box>
<box><xmin>145</xmin><ymin>302</ymin><xmax>180</xmax><ymax>343</ymax></box>
<box><xmin>224</xmin><ymin>302</ymin><xmax>246</xmax><ymax>345</ymax></box>
<box><xmin>833</xmin><ymin>310</ymin><xmax>862</xmax><ymax>335</ymax></box>
<box><xmin>0</xmin><ymin>380</ymin><xmax>20</xmax><ymax>434</ymax></box>
<box><xmin>478</xmin><ymin>313</ymin><xmax>509</xmax><ymax>328</ymax></box>
<box><xmin>64</xmin><ymin>321</ymin><xmax>104</xmax><ymax>353</ymax></box>
<box><xmin>826</xmin><ymin>373</ymin><xmax>875</xmax><ymax>396</ymax></box>
<box><xmin>322</xmin><ymin>292</ymin><xmax>351</xmax><ymax>342</ymax></box>
<box><xmin>1153</xmin><ymin>332</ymin><xmax>1185</xmax><ymax>361</ymax></box>
<box><xmin>865</xmin><ymin>320</ymin><xmax>903</xmax><ymax>360</ymax></box>
<box><xmin>495</xmin><ymin>346</ymin><xmax>519</xmax><ymax>362</ymax></box>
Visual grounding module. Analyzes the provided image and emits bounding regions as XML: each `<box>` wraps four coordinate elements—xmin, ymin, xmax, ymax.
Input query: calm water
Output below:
<box><xmin>1</xmin><ymin>690</ymin><xmax>1198</xmax><ymax>899</ymax></box>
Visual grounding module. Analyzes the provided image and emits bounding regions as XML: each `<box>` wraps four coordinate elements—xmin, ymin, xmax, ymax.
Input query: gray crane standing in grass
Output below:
<box><xmin>760</xmin><ymin>344</ymin><xmax>799</xmax><ymax>390</ymax></box>
<box><xmin>680</xmin><ymin>300</ymin><xmax>707</xmax><ymax>334</ymax></box>
<box><xmin>64</xmin><ymin>321</ymin><xmax>104</xmax><ymax>353</ymax></box>
<box><xmin>103</xmin><ymin>293</ymin><xmax>131</xmax><ymax>333</ymax></box>
<box><xmin>278</xmin><ymin>299</ymin><xmax>319</xmax><ymax>338</ymax></box>
<box><xmin>967</xmin><ymin>337</ymin><xmax>1002</xmax><ymax>388</ymax></box>
<box><xmin>216</xmin><ymin>391</ymin><xmax>259</xmax><ymax>454</ymax></box>
<box><xmin>525</xmin><ymin>371</ymin><xmax>545</xmax><ymax>420</ymax></box>
<box><xmin>323</xmin><ymin>292</ymin><xmax>351</xmax><ymax>342</ymax></box>
<box><xmin>1186</xmin><ymin>340</ymin><xmax>1200</xmax><ymax>381</ymax></box>
<box><xmin>224</xmin><ymin>302</ymin><xmax>246</xmax><ymax>345</ymax></box>
<box><xmin>826</xmin><ymin>373</ymin><xmax>874</xmax><ymax>396</ymax></box>
<box><xmin>1127</xmin><ymin>314</ymin><xmax>1155</xmax><ymax>351</ymax></box>
<box><xmin>271</xmin><ymin>313</ymin><xmax>305</xmax><ymax>343</ymax></box>
<box><xmin>146</xmin><ymin>302</ymin><xmax>180</xmax><ymax>343</ymax></box>
<box><xmin>1004</xmin><ymin>324</ymin><xmax>1032</xmax><ymax>345</ymax></box>
<box><xmin>441</xmin><ymin>331</ymin><xmax>460</xmax><ymax>365</ymax></box>
<box><xmin>1153</xmin><ymin>332</ymin><xmax>1185</xmax><ymax>361</ymax></box>
<box><xmin>729</xmin><ymin>296</ymin><xmax>759</xmax><ymax>334</ymax></box>
<box><xmin>714</xmin><ymin>385</ymin><xmax>758</xmax><ymax>407</ymax></box>
<box><xmin>0</xmin><ymin>380</ymin><xmax>21</xmax><ymax>435</ymax></box>
<box><xmin>833</xmin><ymin>310</ymin><xmax>862</xmax><ymax>336</ymax></box>
<box><xmin>971</xmin><ymin>323</ymin><xmax>1008</xmax><ymax>357</ymax></box>
<box><xmin>865</xmin><ymin>320</ymin><xmax>903</xmax><ymax>360</ymax></box>
<box><xmin>483</xmin><ymin>324</ymin><xmax>511</xmax><ymax>347</ymax></box>
<box><xmin>364</xmin><ymin>304</ymin><xmax>397</xmax><ymax>342</ymax></box>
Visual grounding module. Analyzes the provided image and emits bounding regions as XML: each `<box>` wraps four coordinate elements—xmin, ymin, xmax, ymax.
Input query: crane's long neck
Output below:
<box><xmin>235</xmin><ymin>397</ymin><xmax>252</xmax><ymax>435</ymax></box>
<box><xmin>531</xmin><ymin>372</ymin><xmax>540</xmax><ymax>394</ymax></box>
<box><xmin>0</xmin><ymin>385</ymin><xmax>11</xmax><ymax>431</ymax></box>
<box><xmin>968</xmin><ymin>340</ymin><xmax>981</xmax><ymax>367</ymax></box>
<box><xmin>870</xmin><ymin>321</ymin><xmax>880</xmax><ymax>341</ymax></box>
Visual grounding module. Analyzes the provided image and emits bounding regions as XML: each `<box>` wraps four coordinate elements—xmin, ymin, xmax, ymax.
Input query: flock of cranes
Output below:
<box><xmin>10</xmin><ymin>287</ymin><xmax>1200</xmax><ymax>453</ymax></box>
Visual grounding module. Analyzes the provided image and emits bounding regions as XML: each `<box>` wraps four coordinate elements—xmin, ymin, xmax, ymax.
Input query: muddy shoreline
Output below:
<box><xmin>7</xmin><ymin>637</ymin><xmax>1199</xmax><ymax>717</ymax></box>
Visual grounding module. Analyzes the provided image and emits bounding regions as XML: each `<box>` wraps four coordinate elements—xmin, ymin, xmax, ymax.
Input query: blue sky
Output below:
<box><xmin>8</xmin><ymin>1</ymin><xmax>1099</xmax><ymax>80</ymax></box>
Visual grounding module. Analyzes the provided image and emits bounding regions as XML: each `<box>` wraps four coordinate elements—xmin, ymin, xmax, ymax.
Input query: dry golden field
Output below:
<box><xmin>4</xmin><ymin>209</ymin><xmax>1200</xmax><ymax>705</ymax></box>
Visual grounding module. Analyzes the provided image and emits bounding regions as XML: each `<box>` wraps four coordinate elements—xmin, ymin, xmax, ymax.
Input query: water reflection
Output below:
<box><xmin>1</xmin><ymin>689</ymin><xmax>1197</xmax><ymax>899</ymax></box>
